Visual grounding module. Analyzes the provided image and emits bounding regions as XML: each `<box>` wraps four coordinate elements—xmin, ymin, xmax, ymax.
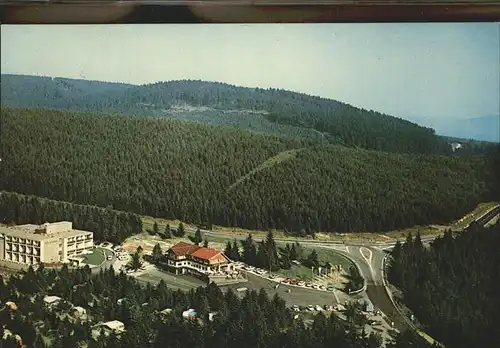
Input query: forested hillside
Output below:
<box><xmin>388</xmin><ymin>224</ymin><xmax>500</xmax><ymax>348</ymax></box>
<box><xmin>1</xmin><ymin>107</ymin><xmax>495</xmax><ymax>234</ymax></box>
<box><xmin>0</xmin><ymin>264</ymin><xmax>435</xmax><ymax>348</ymax></box>
<box><xmin>0</xmin><ymin>191</ymin><xmax>142</xmax><ymax>244</ymax></box>
<box><xmin>1</xmin><ymin>74</ymin><xmax>451</xmax><ymax>155</ymax></box>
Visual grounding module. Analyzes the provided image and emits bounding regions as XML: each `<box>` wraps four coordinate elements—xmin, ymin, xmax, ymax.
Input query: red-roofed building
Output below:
<box><xmin>164</xmin><ymin>242</ymin><xmax>234</xmax><ymax>278</ymax></box>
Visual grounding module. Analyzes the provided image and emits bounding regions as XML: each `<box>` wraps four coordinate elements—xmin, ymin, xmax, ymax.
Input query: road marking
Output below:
<box><xmin>332</xmin><ymin>289</ymin><xmax>340</xmax><ymax>303</ymax></box>
<box><xmin>360</xmin><ymin>247</ymin><xmax>372</xmax><ymax>264</ymax></box>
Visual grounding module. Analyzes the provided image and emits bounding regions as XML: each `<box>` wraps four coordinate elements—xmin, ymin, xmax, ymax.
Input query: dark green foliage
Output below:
<box><xmin>128</xmin><ymin>251</ymin><xmax>143</xmax><ymax>271</ymax></box>
<box><xmin>1</xmin><ymin>75</ymin><xmax>453</xmax><ymax>155</ymax></box>
<box><xmin>279</xmin><ymin>244</ymin><xmax>292</xmax><ymax>269</ymax></box>
<box><xmin>0</xmin><ymin>262</ymin><xmax>435</xmax><ymax>348</ymax></box>
<box><xmin>224</xmin><ymin>241</ymin><xmax>232</xmax><ymax>259</ymax></box>
<box><xmin>230</xmin><ymin>239</ymin><xmax>240</xmax><ymax>261</ymax></box>
<box><xmin>1</xmin><ymin>107</ymin><xmax>495</xmax><ymax>234</ymax></box>
<box><xmin>164</xmin><ymin>224</ymin><xmax>172</xmax><ymax>239</ymax></box>
<box><xmin>241</xmin><ymin>234</ymin><xmax>258</xmax><ymax>266</ymax></box>
<box><xmin>194</xmin><ymin>228</ymin><xmax>203</xmax><ymax>245</ymax></box>
<box><xmin>177</xmin><ymin>223</ymin><xmax>186</xmax><ymax>238</ymax></box>
<box><xmin>388</xmin><ymin>224</ymin><xmax>500</xmax><ymax>348</ymax></box>
<box><xmin>303</xmin><ymin>249</ymin><xmax>320</xmax><ymax>269</ymax></box>
<box><xmin>152</xmin><ymin>243</ymin><xmax>163</xmax><ymax>262</ymax></box>
<box><xmin>238</xmin><ymin>232</ymin><xmax>280</xmax><ymax>271</ymax></box>
<box><xmin>0</xmin><ymin>191</ymin><xmax>142</xmax><ymax>244</ymax></box>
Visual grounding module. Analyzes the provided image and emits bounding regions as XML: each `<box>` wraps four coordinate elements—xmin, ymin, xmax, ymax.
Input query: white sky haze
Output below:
<box><xmin>1</xmin><ymin>24</ymin><xmax>499</xmax><ymax>121</ymax></box>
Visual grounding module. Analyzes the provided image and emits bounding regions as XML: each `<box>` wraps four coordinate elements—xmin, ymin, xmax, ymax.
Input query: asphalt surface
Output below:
<box><xmin>135</xmin><ymin>268</ymin><xmax>206</xmax><ymax>291</ymax></box>
<box><xmin>90</xmin><ymin>249</ymin><xmax>117</xmax><ymax>275</ymax></box>
<box><xmin>86</xmin><ymin>204</ymin><xmax>499</xmax><ymax>334</ymax></box>
<box><xmin>220</xmin><ymin>272</ymin><xmax>362</xmax><ymax>308</ymax></box>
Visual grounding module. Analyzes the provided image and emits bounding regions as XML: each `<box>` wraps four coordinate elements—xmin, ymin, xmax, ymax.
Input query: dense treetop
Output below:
<box><xmin>0</xmin><ymin>262</ymin><xmax>436</xmax><ymax>348</ymax></box>
<box><xmin>1</xmin><ymin>107</ymin><xmax>495</xmax><ymax>234</ymax></box>
<box><xmin>388</xmin><ymin>223</ymin><xmax>500</xmax><ymax>348</ymax></box>
<box><xmin>0</xmin><ymin>191</ymin><xmax>142</xmax><ymax>244</ymax></box>
<box><xmin>1</xmin><ymin>74</ymin><xmax>454</xmax><ymax>155</ymax></box>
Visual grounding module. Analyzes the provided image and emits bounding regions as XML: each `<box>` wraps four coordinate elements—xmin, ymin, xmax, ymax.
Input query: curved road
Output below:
<box><xmin>94</xmin><ymin>204</ymin><xmax>499</xmax><ymax>334</ymax></box>
<box><xmin>201</xmin><ymin>204</ymin><xmax>500</xmax><ymax>333</ymax></box>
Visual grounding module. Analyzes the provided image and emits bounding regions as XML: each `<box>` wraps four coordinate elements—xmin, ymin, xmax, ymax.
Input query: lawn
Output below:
<box><xmin>81</xmin><ymin>247</ymin><xmax>110</xmax><ymax>266</ymax></box>
<box><xmin>275</xmin><ymin>246</ymin><xmax>358</xmax><ymax>282</ymax></box>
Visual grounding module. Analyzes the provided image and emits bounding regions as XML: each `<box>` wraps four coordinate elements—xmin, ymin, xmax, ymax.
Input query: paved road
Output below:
<box><xmin>221</xmin><ymin>272</ymin><xmax>361</xmax><ymax>308</ymax></box>
<box><xmin>89</xmin><ymin>204</ymin><xmax>498</xmax><ymax>334</ymax></box>
<box><xmin>203</xmin><ymin>204</ymin><xmax>500</xmax><ymax>334</ymax></box>
<box><xmin>90</xmin><ymin>249</ymin><xmax>116</xmax><ymax>275</ymax></box>
<box><xmin>135</xmin><ymin>268</ymin><xmax>206</xmax><ymax>291</ymax></box>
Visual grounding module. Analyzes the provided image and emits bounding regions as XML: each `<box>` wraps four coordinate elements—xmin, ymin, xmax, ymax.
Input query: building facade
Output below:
<box><xmin>163</xmin><ymin>242</ymin><xmax>234</xmax><ymax>278</ymax></box>
<box><xmin>0</xmin><ymin>221</ymin><xmax>93</xmax><ymax>266</ymax></box>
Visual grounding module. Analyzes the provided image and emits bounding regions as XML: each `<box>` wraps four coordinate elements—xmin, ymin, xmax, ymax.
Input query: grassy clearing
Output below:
<box><xmin>274</xmin><ymin>246</ymin><xmax>357</xmax><ymax>282</ymax></box>
<box><xmin>81</xmin><ymin>247</ymin><xmax>109</xmax><ymax>266</ymax></box>
<box><xmin>227</xmin><ymin>149</ymin><xmax>303</xmax><ymax>192</ymax></box>
<box><xmin>141</xmin><ymin>202</ymin><xmax>499</xmax><ymax>246</ymax></box>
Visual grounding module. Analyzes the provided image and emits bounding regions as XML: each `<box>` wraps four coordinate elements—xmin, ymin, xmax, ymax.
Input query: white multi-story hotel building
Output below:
<box><xmin>0</xmin><ymin>221</ymin><xmax>94</xmax><ymax>266</ymax></box>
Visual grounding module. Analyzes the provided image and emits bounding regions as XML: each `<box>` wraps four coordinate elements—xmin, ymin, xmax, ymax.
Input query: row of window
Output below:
<box><xmin>5</xmin><ymin>243</ymin><xmax>41</xmax><ymax>255</ymax></box>
<box><xmin>2</xmin><ymin>236</ymin><xmax>41</xmax><ymax>246</ymax></box>
<box><xmin>4</xmin><ymin>252</ymin><xmax>41</xmax><ymax>264</ymax></box>
<box><xmin>169</xmin><ymin>260</ymin><xmax>210</xmax><ymax>271</ymax></box>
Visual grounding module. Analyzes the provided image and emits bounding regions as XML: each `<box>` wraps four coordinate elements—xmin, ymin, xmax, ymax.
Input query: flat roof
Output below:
<box><xmin>1</xmin><ymin>225</ymin><xmax>92</xmax><ymax>241</ymax></box>
<box><xmin>103</xmin><ymin>320</ymin><xmax>125</xmax><ymax>330</ymax></box>
<box><xmin>43</xmin><ymin>295</ymin><xmax>61</xmax><ymax>303</ymax></box>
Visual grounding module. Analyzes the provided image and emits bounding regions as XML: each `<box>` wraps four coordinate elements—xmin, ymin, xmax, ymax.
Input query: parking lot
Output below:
<box><xmin>221</xmin><ymin>272</ymin><xmax>363</xmax><ymax>308</ymax></box>
<box><xmin>135</xmin><ymin>268</ymin><xmax>206</xmax><ymax>291</ymax></box>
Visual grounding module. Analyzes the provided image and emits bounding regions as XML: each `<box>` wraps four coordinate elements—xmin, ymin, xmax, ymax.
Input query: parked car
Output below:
<box><xmin>298</xmin><ymin>281</ymin><xmax>305</xmax><ymax>286</ymax></box>
<box><xmin>315</xmin><ymin>305</ymin><xmax>323</xmax><ymax>311</ymax></box>
<box><xmin>307</xmin><ymin>305</ymin><xmax>315</xmax><ymax>311</ymax></box>
<box><xmin>327</xmin><ymin>285</ymin><xmax>336</xmax><ymax>291</ymax></box>
<box><xmin>306</xmin><ymin>283</ymin><xmax>313</xmax><ymax>287</ymax></box>
<box><xmin>312</xmin><ymin>284</ymin><xmax>320</xmax><ymax>289</ymax></box>
<box><xmin>319</xmin><ymin>285</ymin><xmax>326</xmax><ymax>290</ymax></box>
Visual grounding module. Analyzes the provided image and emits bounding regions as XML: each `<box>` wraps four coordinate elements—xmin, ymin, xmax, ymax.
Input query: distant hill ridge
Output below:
<box><xmin>1</xmin><ymin>73</ymin><xmax>452</xmax><ymax>155</ymax></box>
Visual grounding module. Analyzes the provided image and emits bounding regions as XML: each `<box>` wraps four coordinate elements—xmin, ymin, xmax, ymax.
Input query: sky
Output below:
<box><xmin>1</xmin><ymin>24</ymin><xmax>499</xmax><ymax>121</ymax></box>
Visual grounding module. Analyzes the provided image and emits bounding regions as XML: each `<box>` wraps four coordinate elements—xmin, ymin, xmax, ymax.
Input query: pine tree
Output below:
<box><xmin>153</xmin><ymin>221</ymin><xmax>159</xmax><ymax>235</ymax></box>
<box><xmin>306</xmin><ymin>249</ymin><xmax>319</xmax><ymax>268</ymax></box>
<box><xmin>264</xmin><ymin>230</ymin><xmax>280</xmax><ymax>271</ymax></box>
<box><xmin>290</xmin><ymin>243</ymin><xmax>298</xmax><ymax>260</ymax></box>
<box><xmin>241</xmin><ymin>234</ymin><xmax>258</xmax><ymax>266</ymax></box>
<box><xmin>152</xmin><ymin>243</ymin><xmax>163</xmax><ymax>262</ymax></box>
<box><xmin>178</xmin><ymin>223</ymin><xmax>185</xmax><ymax>237</ymax></box>
<box><xmin>203</xmin><ymin>238</ymin><xmax>209</xmax><ymax>248</ymax></box>
<box><xmin>224</xmin><ymin>241</ymin><xmax>233</xmax><ymax>259</ymax></box>
<box><xmin>165</xmin><ymin>224</ymin><xmax>172</xmax><ymax>239</ymax></box>
<box><xmin>230</xmin><ymin>239</ymin><xmax>240</xmax><ymax>261</ymax></box>
<box><xmin>194</xmin><ymin>228</ymin><xmax>203</xmax><ymax>245</ymax></box>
